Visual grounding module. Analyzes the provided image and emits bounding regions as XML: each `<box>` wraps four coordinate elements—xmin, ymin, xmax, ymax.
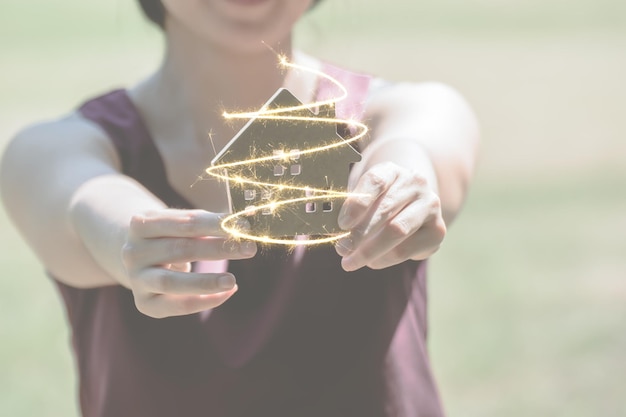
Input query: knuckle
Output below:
<box><xmin>365</xmin><ymin>169</ymin><xmax>389</xmax><ymax>190</ymax></box>
<box><xmin>387</xmin><ymin>218</ymin><xmax>413</xmax><ymax>239</ymax></box>
<box><xmin>437</xmin><ymin>221</ymin><xmax>447</xmax><ymax>241</ymax></box>
<box><xmin>178</xmin><ymin>210</ymin><xmax>204</xmax><ymax>233</ymax></box>
<box><xmin>152</xmin><ymin>269</ymin><xmax>174</xmax><ymax>293</ymax></box>
<box><xmin>410</xmin><ymin>173</ymin><xmax>428</xmax><ymax>188</ymax></box>
<box><xmin>350</xmin><ymin>196</ymin><xmax>371</xmax><ymax>214</ymax></box>
<box><xmin>429</xmin><ymin>194</ymin><xmax>442</xmax><ymax>211</ymax></box>
<box><xmin>129</xmin><ymin>213</ymin><xmax>148</xmax><ymax>232</ymax></box>
<box><xmin>133</xmin><ymin>299</ymin><xmax>149</xmax><ymax>315</ymax></box>
<box><xmin>133</xmin><ymin>295</ymin><xmax>161</xmax><ymax>318</ymax></box>
<box><xmin>405</xmin><ymin>186</ymin><xmax>421</xmax><ymax>204</ymax></box>
<box><xmin>120</xmin><ymin>242</ymin><xmax>136</xmax><ymax>266</ymax></box>
<box><xmin>376</xmin><ymin>196</ymin><xmax>396</xmax><ymax>217</ymax></box>
<box><xmin>430</xmin><ymin>217</ymin><xmax>447</xmax><ymax>243</ymax></box>
<box><xmin>169</xmin><ymin>238</ymin><xmax>194</xmax><ymax>259</ymax></box>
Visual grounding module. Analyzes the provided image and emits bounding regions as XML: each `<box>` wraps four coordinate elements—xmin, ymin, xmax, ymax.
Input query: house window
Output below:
<box><xmin>290</xmin><ymin>164</ymin><xmax>301</xmax><ymax>176</ymax></box>
<box><xmin>262</xmin><ymin>206</ymin><xmax>272</xmax><ymax>215</ymax></box>
<box><xmin>244</xmin><ymin>205</ymin><xmax>257</xmax><ymax>215</ymax></box>
<box><xmin>323</xmin><ymin>202</ymin><xmax>333</xmax><ymax>212</ymax></box>
<box><xmin>261</xmin><ymin>190</ymin><xmax>272</xmax><ymax>200</ymax></box>
<box><xmin>244</xmin><ymin>189</ymin><xmax>256</xmax><ymax>201</ymax></box>
<box><xmin>305</xmin><ymin>188</ymin><xmax>316</xmax><ymax>213</ymax></box>
<box><xmin>290</xmin><ymin>149</ymin><xmax>300</xmax><ymax>160</ymax></box>
<box><xmin>274</xmin><ymin>165</ymin><xmax>285</xmax><ymax>176</ymax></box>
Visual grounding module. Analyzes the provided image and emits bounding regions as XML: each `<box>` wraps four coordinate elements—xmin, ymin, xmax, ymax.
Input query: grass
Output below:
<box><xmin>431</xmin><ymin>172</ymin><xmax>626</xmax><ymax>417</ymax></box>
<box><xmin>1</xmin><ymin>0</ymin><xmax>625</xmax><ymax>416</ymax></box>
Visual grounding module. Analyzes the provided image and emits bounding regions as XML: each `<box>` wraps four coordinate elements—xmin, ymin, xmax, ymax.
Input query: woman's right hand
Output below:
<box><xmin>121</xmin><ymin>209</ymin><xmax>257</xmax><ymax>318</ymax></box>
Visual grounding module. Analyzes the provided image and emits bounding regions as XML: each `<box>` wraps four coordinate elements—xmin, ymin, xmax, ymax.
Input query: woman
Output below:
<box><xmin>0</xmin><ymin>0</ymin><xmax>479</xmax><ymax>415</ymax></box>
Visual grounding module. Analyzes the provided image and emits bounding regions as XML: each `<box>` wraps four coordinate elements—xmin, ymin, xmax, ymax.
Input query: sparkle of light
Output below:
<box><xmin>206</xmin><ymin>56</ymin><xmax>369</xmax><ymax>246</ymax></box>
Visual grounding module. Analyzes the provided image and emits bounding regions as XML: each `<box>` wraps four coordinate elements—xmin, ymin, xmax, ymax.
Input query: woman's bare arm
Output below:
<box><xmin>336</xmin><ymin>81</ymin><xmax>480</xmax><ymax>271</ymax></box>
<box><xmin>1</xmin><ymin>115</ymin><xmax>255</xmax><ymax>317</ymax></box>
<box><xmin>355</xmin><ymin>81</ymin><xmax>480</xmax><ymax>224</ymax></box>
<box><xmin>1</xmin><ymin>115</ymin><xmax>139</xmax><ymax>287</ymax></box>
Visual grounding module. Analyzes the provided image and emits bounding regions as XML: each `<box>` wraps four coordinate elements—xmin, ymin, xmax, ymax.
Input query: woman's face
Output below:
<box><xmin>161</xmin><ymin>0</ymin><xmax>314</xmax><ymax>53</ymax></box>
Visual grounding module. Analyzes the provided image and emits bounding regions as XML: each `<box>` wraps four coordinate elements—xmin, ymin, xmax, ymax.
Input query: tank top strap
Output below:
<box><xmin>316</xmin><ymin>62</ymin><xmax>372</xmax><ymax>121</ymax></box>
<box><xmin>78</xmin><ymin>89</ymin><xmax>191</xmax><ymax>209</ymax></box>
<box><xmin>78</xmin><ymin>90</ymin><xmax>149</xmax><ymax>175</ymax></box>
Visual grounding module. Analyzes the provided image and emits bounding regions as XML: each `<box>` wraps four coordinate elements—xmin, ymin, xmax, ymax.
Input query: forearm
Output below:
<box><xmin>362</xmin><ymin>82</ymin><xmax>480</xmax><ymax>225</ymax></box>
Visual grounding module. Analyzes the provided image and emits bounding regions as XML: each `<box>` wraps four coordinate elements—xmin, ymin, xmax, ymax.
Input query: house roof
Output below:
<box><xmin>212</xmin><ymin>88</ymin><xmax>361</xmax><ymax>166</ymax></box>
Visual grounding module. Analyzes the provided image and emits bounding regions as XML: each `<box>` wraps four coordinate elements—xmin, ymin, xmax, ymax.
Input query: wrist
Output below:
<box><xmin>360</xmin><ymin>136</ymin><xmax>439</xmax><ymax>194</ymax></box>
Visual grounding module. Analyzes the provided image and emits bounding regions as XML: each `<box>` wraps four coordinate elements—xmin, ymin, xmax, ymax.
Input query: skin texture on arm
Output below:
<box><xmin>0</xmin><ymin>114</ymin><xmax>255</xmax><ymax>317</ymax></box>
<box><xmin>0</xmin><ymin>115</ymin><xmax>132</xmax><ymax>287</ymax></box>
<box><xmin>358</xmin><ymin>81</ymin><xmax>479</xmax><ymax>225</ymax></box>
<box><xmin>336</xmin><ymin>81</ymin><xmax>480</xmax><ymax>271</ymax></box>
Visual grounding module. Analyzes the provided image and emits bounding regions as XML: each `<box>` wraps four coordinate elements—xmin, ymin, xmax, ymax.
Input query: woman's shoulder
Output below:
<box><xmin>9</xmin><ymin>88</ymin><xmax>134</xmax><ymax>152</ymax></box>
<box><xmin>1</xmin><ymin>111</ymin><xmax>121</xmax><ymax>189</ymax></box>
<box><xmin>298</xmin><ymin>50</ymin><xmax>471</xmax><ymax>113</ymax></box>
<box><xmin>367</xmin><ymin>78</ymin><xmax>471</xmax><ymax>107</ymax></box>
<box><xmin>364</xmin><ymin>78</ymin><xmax>477</xmax><ymax>126</ymax></box>
<box><xmin>8</xmin><ymin>111</ymin><xmax>116</xmax><ymax>154</ymax></box>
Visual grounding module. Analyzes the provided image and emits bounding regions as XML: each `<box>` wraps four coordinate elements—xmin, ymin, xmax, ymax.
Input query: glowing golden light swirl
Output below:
<box><xmin>205</xmin><ymin>55</ymin><xmax>368</xmax><ymax>245</ymax></box>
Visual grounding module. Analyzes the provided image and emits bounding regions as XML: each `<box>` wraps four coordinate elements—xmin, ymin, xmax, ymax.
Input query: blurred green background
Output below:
<box><xmin>1</xmin><ymin>0</ymin><xmax>624</xmax><ymax>416</ymax></box>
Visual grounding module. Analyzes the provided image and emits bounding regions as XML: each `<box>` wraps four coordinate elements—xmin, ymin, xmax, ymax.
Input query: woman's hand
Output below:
<box><xmin>335</xmin><ymin>162</ymin><xmax>446</xmax><ymax>272</ymax></box>
<box><xmin>121</xmin><ymin>209</ymin><xmax>257</xmax><ymax>318</ymax></box>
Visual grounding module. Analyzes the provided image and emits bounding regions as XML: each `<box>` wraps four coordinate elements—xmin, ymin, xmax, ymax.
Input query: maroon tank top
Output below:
<box><xmin>54</xmin><ymin>65</ymin><xmax>444</xmax><ymax>417</ymax></box>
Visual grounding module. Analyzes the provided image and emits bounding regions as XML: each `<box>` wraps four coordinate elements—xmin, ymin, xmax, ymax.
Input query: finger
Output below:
<box><xmin>137</xmin><ymin>268</ymin><xmax>238</xmax><ymax>296</ymax></box>
<box><xmin>136</xmin><ymin>288</ymin><xmax>238</xmax><ymax>318</ymax></box>
<box><xmin>335</xmin><ymin>236</ymin><xmax>355</xmax><ymax>257</ymax></box>
<box><xmin>338</xmin><ymin>163</ymin><xmax>398</xmax><ymax>230</ymax></box>
<box><xmin>367</xmin><ymin>219</ymin><xmax>446</xmax><ymax>269</ymax></box>
<box><xmin>130</xmin><ymin>209</ymin><xmax>248</xmax><ymax>239</ymax></box>
<box><xmin>354</xmin><ymin>173</ymin><xmax>424</xmax><ymax>242</ymax></box>
<box><xmin>124</xmin><ymin>237</ymin><xmax>257</xmax><ymax>267</ymax></box>
<box><xmin>341</xmin><ymin>199</ymin><xmax>434</xmax><ymax>272</ymax></box>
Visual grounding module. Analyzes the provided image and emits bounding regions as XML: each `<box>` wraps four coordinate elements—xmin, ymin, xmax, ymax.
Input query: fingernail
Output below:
<box><xmin>338</xmin><ymin>207</ymin><xmax>353</xmax><ymax>230</ymax></box>
<box><xmin>218</xmin><ymin>274</ymin><xmax>236</xmax><ymax>290</ymax></box>
<box><xmin>342</xmin><ymin>257</ymin><xmax>357</xmax><ymax>272</ymax></box>
<box><xmin>336</xmin><ymin>238</ymin><xmax>353</xmax><ymax>254</ymax></box>
<box><xmin>224</xmin><ymin>240</ymin><xmax>239</xmax><ymax>253</ymax></box>
<box><xmin>242</xmin><ymin>241</ymin><xmax>257</xmax><ymax>256</ymax></box>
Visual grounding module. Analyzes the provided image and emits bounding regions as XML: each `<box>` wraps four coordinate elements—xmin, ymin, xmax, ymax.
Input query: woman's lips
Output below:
<box><xmin>225</xmin><ymin>0</ymin><xmax>269</xmax><ymax>6</ymax></box>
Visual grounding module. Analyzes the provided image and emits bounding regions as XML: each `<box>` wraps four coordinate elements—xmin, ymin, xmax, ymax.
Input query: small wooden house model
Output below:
<box><xmin>212</xmin><ymin>88</ymin><xmax>361</xmax><ymax>238</ymax></box>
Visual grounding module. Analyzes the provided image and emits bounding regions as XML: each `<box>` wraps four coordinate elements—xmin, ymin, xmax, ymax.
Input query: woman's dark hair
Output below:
<box><xmin>138</xmin><ymin>0</ymin><xmax>166</xmax><ymax>28</ymax></box>
<box><xmin>138</xmin><ymin>0</ymin><xmax>322</xmax><ymax>29</ymax></box>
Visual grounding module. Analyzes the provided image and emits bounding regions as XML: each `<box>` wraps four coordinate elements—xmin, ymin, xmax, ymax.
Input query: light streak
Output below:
<box><xmin>205</xmin><ymin>55</ymin><xmax>368</xmax><ymax>246</ymax></box>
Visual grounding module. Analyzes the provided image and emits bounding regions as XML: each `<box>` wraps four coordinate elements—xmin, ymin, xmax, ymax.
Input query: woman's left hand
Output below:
<box><xmin>335</xmin><ymin>161</ymin><xmax>446</xmax><ymax>271</ymax></box>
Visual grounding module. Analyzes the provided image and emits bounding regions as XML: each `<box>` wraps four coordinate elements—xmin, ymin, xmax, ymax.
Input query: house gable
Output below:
<box><xmin>211</xmin><ymin>88</ymin><xmax>362</xmax><ymax>238</ymax></box>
